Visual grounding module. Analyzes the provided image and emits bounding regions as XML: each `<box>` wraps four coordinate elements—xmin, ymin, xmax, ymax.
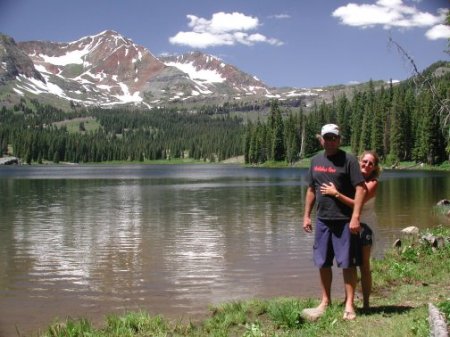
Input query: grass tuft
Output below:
<box><xmin>437</xmin><ymin>300</ymin><xmax>450</xmax><ymax>321</ymax></box>
<box><xmin>44</xmin><ymin>318</ymin><xmax>94</xmax><ymax>337</ymax></box>
<box><xmin>105</xmin><ymin>311</ymin><xmax>169</xmax><ymax>336</ymax></box>
<box><xmin>267</xmin><ymin>298</ymin><xmax>303</xmax><ymax>329</ymax></box>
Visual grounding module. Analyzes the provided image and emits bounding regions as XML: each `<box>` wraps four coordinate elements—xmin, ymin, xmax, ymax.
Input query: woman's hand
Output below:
<box><xmin>320</xmin><ymin>182</ymin><xmax>338</xmax><ymax>196</ymax></box>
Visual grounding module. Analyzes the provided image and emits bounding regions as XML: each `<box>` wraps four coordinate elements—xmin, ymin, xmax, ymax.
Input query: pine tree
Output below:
<box><xmin>257</xmin><ymin>122</ymin><xmax>269</xmax><ymax>163</ymax></box>
<box><xmin>244</xmin><ymin>122</ymin><xmax>253</xmax><ymax>164</ymax></box>
<box><xmin>358</xmin><ymin>81</ymin><xmax>376</xmax><ymax>153</ymax></box>
<box><xmin>413</xmin><ymin>90</ymin><xmax>436</xmax><ymax>164</ymax></box>
<box><xmin>370</xmin><ymin>86</ymin><xmax>386</xmax><ymax>158</ymax></box>
<box><xmin>271</xmin><ymin>101</ymin><xmax>285</xmax><ymax>161</ymax></box>
<box><xmin>388</xmin><ymin>88</ymin><xmax>404</xmax><ymax>164</ymax></box>
<box><xmin>350</xmin><ymin>91</ymin><xmax>365</xmax><ymax>154</ymax></box>
<box><xmin>285</xmin><ymin>113</ymin><xmax>300</xmax><ymax>164</ymax></box>
<box><xmin>336</xmin><ymin>94</ymin><xmax>350</xmax><ymax>146</ymax></box>
<box><xmin>298</xmin><ymin>108</ymin><xmax>306</xmax><ymax>159</ymax></box>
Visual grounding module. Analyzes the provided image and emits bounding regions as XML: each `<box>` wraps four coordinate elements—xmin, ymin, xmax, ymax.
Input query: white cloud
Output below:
<box><xmin>332</xmin><ymin>0</ymin><xmax>449</xmax><ymax>39</ymax></box>
<box><xmin>426</xmin><ymin>24</ymin><xmax>450</xmax><ymax>40</ymax></box>
<box><xmin>269</xmin><ymin>14</ymin><xmax>291</xmax><ymax>19</ymax></box>
<box><xmin>198</xmin><ymin>12</ymin><xmax>258</xmax><ymax>33</ymax></box>
<box><xmin>169</xmin><ymin>12</ymin><xmax>283</xmax><ymax>48</ymax></box>
<box><xmin>170</xmin><ymin>31</ymin><xmax>234</xmax><ymax>48</ymax></box>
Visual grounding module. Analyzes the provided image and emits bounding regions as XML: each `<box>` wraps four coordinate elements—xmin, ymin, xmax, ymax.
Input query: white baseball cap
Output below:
<box><xmin>321</xmin><ymin>124</ymin><xmax>340</xmax><ymax>136</ymax></box>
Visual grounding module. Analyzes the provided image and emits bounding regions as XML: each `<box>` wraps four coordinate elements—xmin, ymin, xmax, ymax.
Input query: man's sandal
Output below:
<box><xmin>301</xmin><ymin>306</ymin><xmax>327</xmax><ymax>321</ymax></box>
<box><xmin>343</xmin><ymin>311</ymin><xmax>356</xmax><ymax>320</ymax></box>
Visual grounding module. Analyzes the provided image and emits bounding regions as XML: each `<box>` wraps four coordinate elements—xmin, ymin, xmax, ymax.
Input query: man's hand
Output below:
<box><xmin>349</xmin><ymin>183</ymin><xmax>366</xmax><ymax>234</ymax></box>
<box><xmin>303</xmin><ymin>217</ymin><xmax>313</xmax><ymax>233</ymax></box>
<box><xmin>349</xmin><ymin>217</ymin><xmax>361</xmax><ymax>234</ymax></box>
<box><xmin>303</xmin><ymin>186</ymin><xmax>315</xmax><ymax>233</ymax></box>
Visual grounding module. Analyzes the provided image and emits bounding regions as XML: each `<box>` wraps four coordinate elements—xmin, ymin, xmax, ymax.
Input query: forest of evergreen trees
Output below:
<box><xmin>0</xmin><ymin>103</ymin><xmax>244</xmax><ymax>164</ymax></box>
<box><xmin>0</xmin><ymin>62</ymin><xmax>448</xmax><ymax>166</ymax></box>
<box><xmin>244</xmin><ymin>61</ymin><xmax>450</xmax><ymax>166</ymax></box>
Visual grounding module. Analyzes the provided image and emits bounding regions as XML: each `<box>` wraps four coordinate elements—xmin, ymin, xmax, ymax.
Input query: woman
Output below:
<box><xmin>320</xmin><ymin>150</ymin><xmax>381</xmax><ymax>309</ymax></box>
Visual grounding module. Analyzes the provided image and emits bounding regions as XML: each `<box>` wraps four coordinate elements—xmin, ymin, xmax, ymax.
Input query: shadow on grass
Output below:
<box><xmin>359</xmin><ymin>305</ymin><xmax>414</xmax><ymax>316</ymax></box>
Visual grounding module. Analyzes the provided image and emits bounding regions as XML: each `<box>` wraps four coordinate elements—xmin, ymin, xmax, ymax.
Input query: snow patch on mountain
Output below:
<box><xmin>286</xmin><ymin>89</ymin><xmax>319</xmax><ymax>97</ymax></box>
<box><xmin>13</xmin><ymin>88</ymin><xmax>24</xmax><ymax>96</ymax></box>
<box><xmin>164</xmin><ymin>61</ymin><xmax>225</xmax><ymax>84</ymax></box>
<box><xmin>17</xmin><ymin>74</ymin><xmax>66</xmax><ymax>98</ymax></box>
<box><xmin>114</xmin><ymin>82</ymin><xmax>142</xmax><ymax>104</ymax></box>
<box><xmin>40</xmin><ymin>48</ymin><xmax>90</xmax><ymax>66</ymax></box>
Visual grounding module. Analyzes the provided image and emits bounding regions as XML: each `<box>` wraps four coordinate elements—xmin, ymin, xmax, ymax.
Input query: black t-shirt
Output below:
<box><xmin>308</xmin><ymin>149</ymin><xmax>365</xmax><ymax>220</ymax></box>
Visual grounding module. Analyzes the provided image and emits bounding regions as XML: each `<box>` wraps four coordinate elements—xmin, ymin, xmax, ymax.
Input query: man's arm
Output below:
<box><xmin>303</xmin><ymin>186</ymin><xmax>316</xmax><ymax>233</ymax></box>
<box><xmin>349</xmin><ymin>183</ymin><xmax>367</xmax><ymax>234</ymax></box>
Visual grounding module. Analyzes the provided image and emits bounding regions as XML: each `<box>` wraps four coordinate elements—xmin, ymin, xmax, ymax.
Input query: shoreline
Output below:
<box><xmin>2</xmin><ymin>158</ymin><xmax>450</xmax><ymax>172</ymax></box>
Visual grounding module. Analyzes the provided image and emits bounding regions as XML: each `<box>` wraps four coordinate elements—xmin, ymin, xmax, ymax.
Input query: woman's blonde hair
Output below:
<box><xmin>359</xmin><ymin>150</ymin><xmax>381</xmax><ymax>180</ymax></box>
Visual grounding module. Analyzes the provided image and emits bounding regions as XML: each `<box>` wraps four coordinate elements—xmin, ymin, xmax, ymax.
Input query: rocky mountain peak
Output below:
<box><xmin>0</xmin><ymin>34</ymin><xmax>45</xmax><ymax>84</ymax></box>
<box><xmin>160</xmin><ymin>51</ymin><xmax>269</xmax><ymax>96</ymax></box>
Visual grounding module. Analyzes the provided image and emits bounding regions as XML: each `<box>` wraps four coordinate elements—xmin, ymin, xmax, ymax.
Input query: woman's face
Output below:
<box><xmin>360</xmin><ymin>154</ymin><xmax>376</xmax><ymax>178</ymax></box>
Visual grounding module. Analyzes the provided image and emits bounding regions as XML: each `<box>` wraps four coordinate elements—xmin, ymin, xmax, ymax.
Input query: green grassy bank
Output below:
<box><xmin>32</xmin><ymin>227</ymin><xmax>449</xmax><ymax>337</ymax></box>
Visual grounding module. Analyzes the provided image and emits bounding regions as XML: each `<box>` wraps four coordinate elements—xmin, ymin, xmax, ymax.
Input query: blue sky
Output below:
<box><xmin>1</xmin><ymin>0</ymin><xmax>448</xmax><ymax>88</ymax></box>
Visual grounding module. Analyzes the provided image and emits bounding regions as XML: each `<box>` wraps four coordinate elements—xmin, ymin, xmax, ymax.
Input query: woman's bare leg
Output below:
<box><xmin>360</xmin><ymin>245</ymin><xmax>372</xmax><ymax>309</ymax></box>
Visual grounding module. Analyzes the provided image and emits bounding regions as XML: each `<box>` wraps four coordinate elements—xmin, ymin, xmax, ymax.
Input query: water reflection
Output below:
<box><xmin>0</xmin><ymin>165</ymin><xmax>448</xmax><ymax>336</ymax></box>
<box><xmin>377</xmin><ymin>170</ymin><xmax>450</xmax><ymax>229</ymax></box>
<box><xmin>10</xmin><ymin>181</ymin><xmax>144</xmax><ymax>294</ymax></box>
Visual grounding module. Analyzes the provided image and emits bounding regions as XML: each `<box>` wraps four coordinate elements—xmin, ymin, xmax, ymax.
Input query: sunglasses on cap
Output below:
<box><xmin>323</xmin><ymin>135</ymin><xmax>339</xmax><ymax>141</ymax></box>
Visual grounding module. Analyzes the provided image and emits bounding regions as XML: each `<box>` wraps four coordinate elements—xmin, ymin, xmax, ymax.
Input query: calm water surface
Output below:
<box><xmin>0</xmin><ymin>164</ymin><xmax>449</xmax><ymax>336</ymax></box>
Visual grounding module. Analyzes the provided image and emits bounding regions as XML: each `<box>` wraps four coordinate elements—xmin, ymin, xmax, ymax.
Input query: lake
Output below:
<box><xmin>0</xmin><ymin>164</ymin><xmax>448</xmax><ymax>336</ymax></box>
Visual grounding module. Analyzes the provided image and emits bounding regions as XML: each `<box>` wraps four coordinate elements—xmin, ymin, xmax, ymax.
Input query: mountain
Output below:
<box><xmin>0</xmin><ymin>30</ymin><xmax>325</xmax><ymax>109</ymax></box>
<box><xmin>0</xmin><ymin>34</ymin><xmax>45</xmax><ymax>84</ymax></box>
<box><xmin>14</xmin><ymin>30</ymin><xmax>168</xmax><ymax>107</ymax></box>
<box><xmin>159</xmin><ymin>51</ymin><xmax>271</xmax><ymax>97</ymax></box>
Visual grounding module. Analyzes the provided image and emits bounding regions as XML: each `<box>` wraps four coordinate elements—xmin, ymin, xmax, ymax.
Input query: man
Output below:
<box><xmin>302</xmin><ymin>123</ymin><xmax>366</xmax><ymax>321</ymax></box>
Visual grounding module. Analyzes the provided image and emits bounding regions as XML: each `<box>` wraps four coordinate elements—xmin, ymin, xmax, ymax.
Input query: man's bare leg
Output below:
<box><xmin>319</xmin><ymin>267</ymin><xmax>332</xmax><ymax>308</ymax></box>
<box><xmin>301</xmin><ymin>267</ymin><xmax>332</xmax><ymax>321</ymax></box>
<box><xmin>343</xmin><ymin>267</ymin><xmax>357</xmax><ymax>320</ymax></box>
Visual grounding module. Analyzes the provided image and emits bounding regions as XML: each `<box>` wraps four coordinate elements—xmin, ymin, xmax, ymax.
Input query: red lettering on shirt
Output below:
<box><xmin>313</xmin><ymin>165</ymin><xmax>336</xmax><ymax>173</ymax></box>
